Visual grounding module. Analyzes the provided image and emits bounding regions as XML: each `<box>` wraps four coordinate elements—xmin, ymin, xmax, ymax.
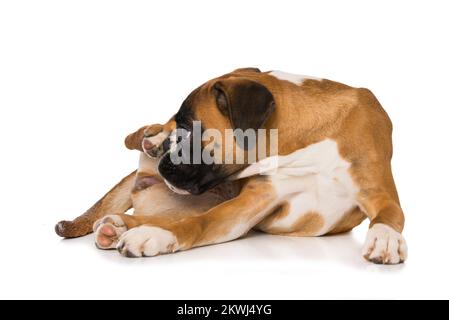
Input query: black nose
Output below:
<box><xmin>158</xmin><ymin>153</ymin><xmax>201</xmax><ymax>185</ymax></box>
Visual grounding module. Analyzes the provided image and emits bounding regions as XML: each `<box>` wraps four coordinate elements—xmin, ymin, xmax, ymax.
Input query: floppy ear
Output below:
<box><xmin>124</xmin><ymin>126</ymin><xmax>149</xmax><ymax>151</ymax></box>
<box><xmin>213</xmin><ymin>78</ymin><xmax>275</xmax><ymax>132</ymax></box>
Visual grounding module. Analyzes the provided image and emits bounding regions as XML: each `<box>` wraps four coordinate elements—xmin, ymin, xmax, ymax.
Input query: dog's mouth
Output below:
<box><xmin>160</xmin><ymin>163</ymin><xmax>243</xmax><ymax>196</ymax></box>
<box><xmin>154</xmin><ymin>126</ymin><xmax>251</xmax><ymax>195</ymax></box>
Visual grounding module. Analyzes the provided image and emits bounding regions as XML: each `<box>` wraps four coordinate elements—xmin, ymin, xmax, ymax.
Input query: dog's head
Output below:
<box><xmin>158</xmin><ymin>68</ymin><xmax>276</xmax><ymax>195</ymax></box>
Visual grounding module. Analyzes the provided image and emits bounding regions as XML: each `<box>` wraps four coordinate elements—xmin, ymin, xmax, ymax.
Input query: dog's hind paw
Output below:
<box><xmin>93</xmin><ymin>215</ymin><xmax>128</xmax><ymax>249</ymax></box>
<box><xmin>142</xmin><ymin>125</ymin><xmax>169</xmax><ymax>158</ymax></box>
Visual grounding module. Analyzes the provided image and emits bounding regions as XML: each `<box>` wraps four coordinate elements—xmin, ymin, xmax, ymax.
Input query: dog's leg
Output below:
<box><xmin>55</xmin><ymin>171</ymin><xmax>136</xmax><ymax>238</ymax></box>
<box><xmin>124</xmin><ymin>124</ymin><xmax>162</xmax><ymax>152</ymax></box>
<box><xmin>94</xmin><ymin>177</ymin><xmax>277</xmax><ymax>257</ymax></box>
<box><xmin>359</xmin><ymin>188</ymin><xmax>407</xmax><ymax>264</ymax></box>
<box><xmin>125</xmin><ymin>120</ymin><xmax>176</xmax><ymax>156</ymax></box>
<box><xmin>355</xmin><ymin>164</ymin><xmax>408</xmax><ymax>264</ymax></box>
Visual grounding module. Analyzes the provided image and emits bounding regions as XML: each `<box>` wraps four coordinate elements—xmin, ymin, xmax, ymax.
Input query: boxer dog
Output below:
<box><xmin>55</xmin><ymin>68</ymin><xmax>407</xmax><ymax>264</ymax></box>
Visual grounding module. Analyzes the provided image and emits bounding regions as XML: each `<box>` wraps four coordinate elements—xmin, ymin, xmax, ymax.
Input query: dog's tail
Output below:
<box><xmin>55</xmin><ymin>170</ymin><xmax>136</xmax><ymax>238</ymax></box>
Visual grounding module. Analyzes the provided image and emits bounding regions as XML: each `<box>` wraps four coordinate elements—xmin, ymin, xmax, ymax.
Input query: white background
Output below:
<box><xmin>1</xmin><ymin>0</ymin><xmax>448</xmax><ymax>299</ymax></box>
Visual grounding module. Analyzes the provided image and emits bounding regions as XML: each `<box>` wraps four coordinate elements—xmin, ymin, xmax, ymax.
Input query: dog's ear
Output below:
<box><xmin>124</xmin><ymin>125</ymin><xmax>150</xmax><ymax>151</ymax></box>
<box><xmin>213</xmin><ymin>78</ymin><xmax>275</xmax><ymax>132</ymax></box>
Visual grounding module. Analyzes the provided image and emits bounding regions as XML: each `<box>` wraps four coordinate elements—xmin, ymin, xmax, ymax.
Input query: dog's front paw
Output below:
<box><xmin>362</xmin><ymin>223</ymin><xmax>408</xmax><ymax>264</ymax></box>
<box><xmin>93</xmin><ymin>215</ymin><xmax>128</xmax><ymax>249</ymax></box>
<box><xmin>116</xmin><ymin>226</ymin><xmax>178</xmax><ymax>258</ymax></box>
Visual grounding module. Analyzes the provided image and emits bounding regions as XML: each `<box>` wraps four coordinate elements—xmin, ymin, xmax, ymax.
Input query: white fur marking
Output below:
<box><xmin>117</xmin><ymin>225</ymin><xmax>178</xmax><ymax>257</ymax></box>
<box><xmin>234</xmin><ymin>139</ymin><xmax>358</xmax><ymax>235</ymax></box>
<box><xmin>142</xmin><ymin>130</ymin><xmax>169</xmax><ymax>158</ymax></box>
<box><xmin>147</xmin><ymin>131</ymin><xmax>168</xmax><ymax>147</ymax></box>
<box><xmin>269</xmin><ymin>70</ymin><xmax>322</xmax><ymax>85</ymax></box>
<box><xmin>362</xmin><ymin>223</ymin><xmax>407</xmax><ymax>264</ymax></box>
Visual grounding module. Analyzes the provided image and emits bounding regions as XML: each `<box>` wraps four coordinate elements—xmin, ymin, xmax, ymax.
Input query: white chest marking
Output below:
<box><xmin>269</xmin><ymin>70</ymin><xmax>322</xmax><ymax>85</ymax></box>
<box><xmin>234</xmin><ymin>139</ymin><xmax>359</xmax><ymax>235</ymax></box>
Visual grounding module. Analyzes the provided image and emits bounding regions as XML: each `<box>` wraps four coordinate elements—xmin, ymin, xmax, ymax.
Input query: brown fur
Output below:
<box><xmin>113</xmin><ymin>176</ymin><xmax>276</xmax><ymax>249</ymax></box>
<box><xmin>255</xmin><ymin>202</ymin><xmax>290</xmax><ymax>232</ymax></box>
<box><xmin>327</xmin><ymin>207</ymin><xmax>366</xmax><ymax>235</ymax></box>
<box><xmin>55</xmin><ymin>171</ymin><xmax>135</xmax><ymax>238</ymax></box>
<box><xmin>125</xmin><ymin>125</ymin><xmax>153</xmax><ymax>151</ymax></box>
<box><xmin>56</xmin><ymin>68</ymin><xmax>404</xmax><ymax>260</ymax></box>
<box><xmin>258</xmin><ymin>208</ymin><xmax>325</xmax><ymax>237</ymax></box>
<box><xmin>283</xmin><ymin>212</ymin><xmax>324</xmax><ymax>237</ymax></box>
<box><xmin>165</xmin><ymin>69</ymin><xmax>405</xmax><ymax>236</ymax></box>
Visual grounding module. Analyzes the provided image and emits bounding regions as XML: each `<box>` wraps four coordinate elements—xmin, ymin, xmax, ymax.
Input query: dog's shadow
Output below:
<box><xmin>62</xmin><ymin>228</ymin><xmax>405</xmax><ymax>271</ymax></box>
